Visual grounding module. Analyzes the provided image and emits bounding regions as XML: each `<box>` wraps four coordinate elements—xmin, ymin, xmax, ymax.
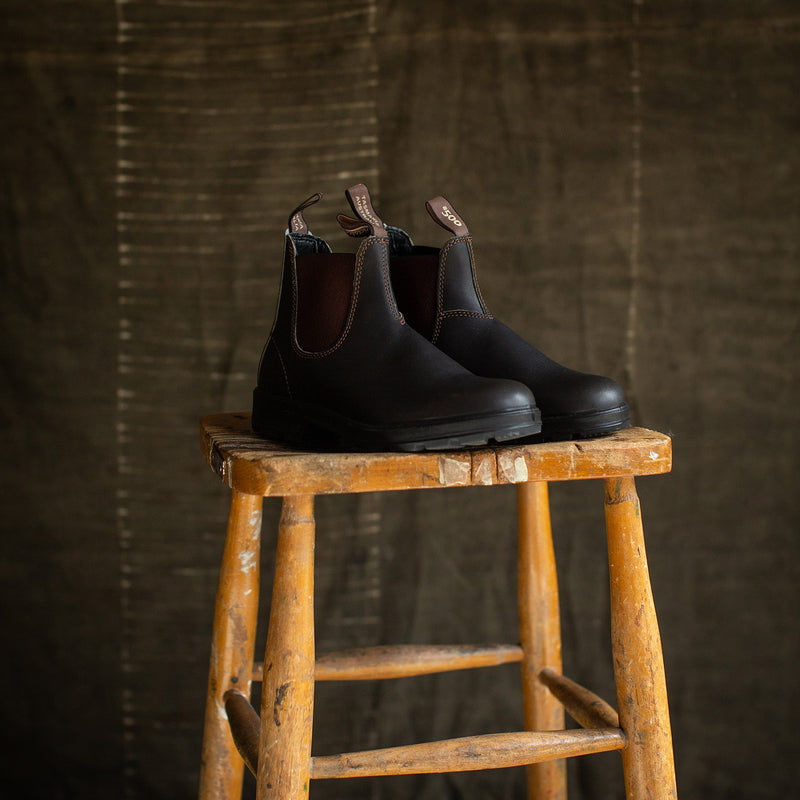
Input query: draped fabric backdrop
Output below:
<box><xmin>1</xmin><ymin>2</ymin><xmax>798</xmax><ymax>798</ymax></box>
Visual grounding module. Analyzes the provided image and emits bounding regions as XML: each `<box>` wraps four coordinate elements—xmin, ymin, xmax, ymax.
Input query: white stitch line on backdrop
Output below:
<box><xmin>625</xmin><ymin>0</ymin><xmax>644</xmax><ymax>404</ymax></box>
<box><xmin>112</xmin><ymin>1</ymin><xmax>382</xmax><ymax>792</ymax></box>
<box><xmin>115</xmin><ymin>0</ymin><xmax>137</xmax><ymax>794</ymax></box>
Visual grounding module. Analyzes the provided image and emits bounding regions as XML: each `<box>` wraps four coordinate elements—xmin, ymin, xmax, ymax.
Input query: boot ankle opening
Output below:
<box><xmin>290</xmin><ymin>232</ymin><xmax>331</xmax><ymax>256</ymax></box>
<box><xmin>295</xmin><ymin>253</ymin><xmax>356</xmax><ymax>351</ymax></box>
<box><xmin>386</xmin><ymin>225</ymin><xmax>414</xmax><ymax>255</ymax></box>
<box><xmin>390</xmin><ymin>254</ymin><xmax>439</xmax><ymax>339</ymax></box>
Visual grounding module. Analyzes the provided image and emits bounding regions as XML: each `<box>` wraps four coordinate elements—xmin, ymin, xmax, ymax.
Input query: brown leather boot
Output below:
<box><xmin>348</xmin><ymin>193</ymin><xmax>630</xmax><ymax>441</ymax></box>
<box><xmin>252</xmin><ymin>186</ymin><xmax>541</xmax><ymax>451</ymax></box>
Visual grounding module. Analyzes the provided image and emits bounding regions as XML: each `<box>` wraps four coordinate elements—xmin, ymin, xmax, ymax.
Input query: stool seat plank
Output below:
<box><xmin>200</xmin><ymin>413</ymin><xmax>671</xmax><ymax>497</ymax></box>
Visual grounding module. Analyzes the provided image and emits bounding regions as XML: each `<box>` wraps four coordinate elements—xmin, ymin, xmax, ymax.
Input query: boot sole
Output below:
<box><xmin>251</xmin><ymin>388</ymin><xmax>541</xmax><ymax>452</ymax></box>
<box><xmin>533</xmin><ymin>403</ymin><xmax>631</xmax><ymax>442</ymax></box>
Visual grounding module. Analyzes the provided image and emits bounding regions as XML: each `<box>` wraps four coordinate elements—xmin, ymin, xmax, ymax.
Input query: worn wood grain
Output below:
<box><xmin>257</xmin><ymin>495</ymin><xmax>316</xmax><ymax>800</ymax></box>
<box><xmin>200</xmin><ymin>413</ymin><xmax>672</xmax><ymax>497</ymax></box>
<box><xmin>198</xmin><ymin>490</ymin><xmax>262</xmax><ymax>800</ymax></box>
<box><xmin>517</xmin><ymin>481</ymin><xmax>567</xmax><ymax>800</ymax></box>
<box><xmin>310</xmin><ymin>728</ymin><xmax>625</xmax><ymax>779</ymax></box>
<box><xmin>252</xmin><ymin>644</ymin><xmax>523</xmax><ymax>682</ymax></box>
<box><xmin>539</xmin><ymin>668</ymin><xmax>620</xmax><ymax>729</ymax></box>
<box><xmin>604</xmin><ymin>477</ymin><xmax>677</xmax><ymax>799</ymax></box>
<box><xmin>223</xmin><ymin>690</ymin><xmax>260</xmax><ymax>778</ymax></box>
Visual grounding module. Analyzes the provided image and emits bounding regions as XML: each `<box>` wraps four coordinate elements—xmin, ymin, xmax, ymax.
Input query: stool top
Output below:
<box><xmin>200</xmin><ymin>412</ymin><xmax>671</xmax><ymax>497</ymax></box>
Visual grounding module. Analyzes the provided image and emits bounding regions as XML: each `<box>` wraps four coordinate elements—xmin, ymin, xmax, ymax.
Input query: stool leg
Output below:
<box><xmin>199</xmin><ymin>490</ymin><xmax>263</xmax><ymax>800</ymax></box>
<box><xmin>604</xmin><ymin>477</ymin><xmax>677</xmax><ymax>800</ymax></box>
<box><xmin>517</xmin><ymin>481</ymin><xmax>567</xmax><ymax>800</ymax></box>
<box><xmin>257</xmin><ymin>495</ymin><xmax>316</xmax><ymax>800</ymax></box>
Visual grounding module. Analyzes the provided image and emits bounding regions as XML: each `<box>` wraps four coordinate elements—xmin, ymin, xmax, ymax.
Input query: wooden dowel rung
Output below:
<box><xmin>223</xmin><ymin>690</ymin><xmax>260</xmax><ymax>777</ymax></box>
<box><xmin>252</xmin><ymin>644</ymin><xmax>523</xmax><ymax>682</ymax></box>
<box><xmin>317</xmin><ymin>644</ymin><xmax>524</xmax><ymax>681</ymax></box>
<box><xmin>311</xmin><ymin>728</ymin><xmax>625</xmax><ymax>780</ymax></box>
<box><xmin>539</xmin><ymin>669</ymin><xmax>620</xmax><ymax>729</ymax></box>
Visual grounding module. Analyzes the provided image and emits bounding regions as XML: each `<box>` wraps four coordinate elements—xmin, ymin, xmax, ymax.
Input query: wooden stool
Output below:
<box><xmin>197</xmin><ymin>412</ymin><xmax>677</xmax><ymax>800</ymax></box>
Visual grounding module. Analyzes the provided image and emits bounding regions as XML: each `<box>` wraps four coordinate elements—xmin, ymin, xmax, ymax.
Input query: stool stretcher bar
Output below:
<box><xmin>540</xmin><ymin>668</ymin><xmax>620</xmax><ymax>729</ymax></box>
<box><xmin>311</xmin><ymin>729</ymin><xmax>626</xmax><ymax>779</ymax></box>
<box><xmin>251</xmin><ymin>643</ymin><xmax>524</xmax><ymax>682</ymax></box>
<box><xmin>223</xmin><ymin>690</ymin><xmax>624</xmax><ymax>782</ymax></box>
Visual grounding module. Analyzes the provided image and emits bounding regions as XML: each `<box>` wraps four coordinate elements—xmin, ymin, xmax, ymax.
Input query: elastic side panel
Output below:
<box><xmin>295</xmin><ymin>253</ymin><xmax>356</xmax><ymax>352</ymax></box>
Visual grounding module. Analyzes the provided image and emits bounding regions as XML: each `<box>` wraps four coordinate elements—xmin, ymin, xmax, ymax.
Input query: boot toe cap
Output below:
<box><xmin>537</xmin><ymin>371</ymin><xmax>626</xmax><ymax>417</ymax></box>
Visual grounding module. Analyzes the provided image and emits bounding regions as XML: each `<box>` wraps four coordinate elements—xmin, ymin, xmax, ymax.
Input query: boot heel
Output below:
<box><xmin>252</xmin><ymin>389</ymin><xmax>316</xmax><ymax>447</ymax></box>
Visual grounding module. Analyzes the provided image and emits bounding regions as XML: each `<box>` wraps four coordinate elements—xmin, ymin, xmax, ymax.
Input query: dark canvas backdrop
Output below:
<box><xmin>1</xmin><ymin>1</ymin><xmax>798</xmax><ymax>798</ymax></box>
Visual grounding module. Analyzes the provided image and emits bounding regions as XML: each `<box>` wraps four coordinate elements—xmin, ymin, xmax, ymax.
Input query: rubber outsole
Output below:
<box><xmin>529</xmin><ymin>403</ymin><xmax>631</xmax><ymax>443</ymax></box>
<box><xmin>251</xmin><ymin>388</ymin><xmax>542</xmax><ymax>452</ymax></box>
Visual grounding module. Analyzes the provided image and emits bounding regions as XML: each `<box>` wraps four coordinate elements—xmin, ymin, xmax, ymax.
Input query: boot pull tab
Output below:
<box><xmin>344</xmin><ymin>183</ymin><xmax>388</xmax><ymax>239</ymax></box>
<box><xmin>288</xmin><ymin>192</ymin><xmax>323</xmax><ymax>235</ymax></box>
<box><xmin>425</xmin><ymin>196</ymin><xmax>470</xmax><ymax>236</ymax></box>
<box><xmin>336</xmin><ymin>213</ymin><xmax>370</xmax><ymax>238</ymax></box>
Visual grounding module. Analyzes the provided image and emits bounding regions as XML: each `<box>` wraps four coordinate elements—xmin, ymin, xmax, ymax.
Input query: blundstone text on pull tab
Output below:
<box><xmin>345</xmin><ymin>183</ymin><xmax>388</xmax><ymax>238</ymax></box>
<box><xmin>291</xmin><ymin>213</ymin><xmax>307</xmax><ymax>233</ymax></box>
<box><xmin>287</xmin><ymin>192</ymin><xmax>323</xmax><ymax>236</ymax></box>
<box><xmin>354</xmin><ymin>193</ymin><xmax>382</xmax><ymax>230</ymax></box>
<box><xmin>426</xmin><ymin>196</ymin><xmax>470</xmax><ymax>236</ymax></box>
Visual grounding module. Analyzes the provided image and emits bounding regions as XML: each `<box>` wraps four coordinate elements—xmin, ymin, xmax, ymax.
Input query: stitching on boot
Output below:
<box><xmin>270</xmin><ymin>339</ymin><xmax>293</xmax><ymax>400</ymax></box>
<box><xmin>379</xmin><ymin>239</ymin><xmax>404</xmax><ymax>324</ymax></box>
<box><xmin>466</xmin><ymin>237</ymin><xmax>490</xmax><ymax>314</ymax></box>
<box><xmin>289</xmin><ymin>244</ymin><xmax>301</xmax><ymax>352</ymax></box>
<box><xmin>434</xmin><ymin>236</ymin><xmax>487</xmax><ymax>343</ymax></box>
<box><xmin>433</xmin><ymin>238</ymin><xmax>454</xmax><ymax>343</ymax></box>
<box><xmin>439</xmin><ymin>310</ymin><xmax>492</xmax><ymax>320</ymax></box>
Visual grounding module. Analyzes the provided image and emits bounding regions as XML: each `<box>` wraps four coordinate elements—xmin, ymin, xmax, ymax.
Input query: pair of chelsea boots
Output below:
<box><xmin>252</xmin><ymin>183</ymin><xmax>630</xmax><ymax>452</ymax></box>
